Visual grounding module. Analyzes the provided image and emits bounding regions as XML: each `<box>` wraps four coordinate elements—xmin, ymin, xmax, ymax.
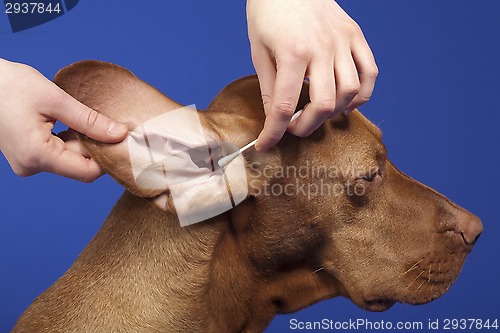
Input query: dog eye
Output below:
<box><xmin>359</xmin><ymin>169</ymin><xmax>380</xmax><ymax>182</ymax></box>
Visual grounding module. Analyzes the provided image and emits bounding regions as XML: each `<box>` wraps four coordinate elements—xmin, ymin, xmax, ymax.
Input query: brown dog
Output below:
<box><xmin>12</xmin><ymin>61</ymin><xmax>482</xmax><ymax>333</ymax></box>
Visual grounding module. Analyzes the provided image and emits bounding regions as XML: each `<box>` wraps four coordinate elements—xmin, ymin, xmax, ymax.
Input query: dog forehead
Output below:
<box><xmin>304</xmin><ymin>112</ymin><xmax>386</xmax><ymax>164</ymax></box>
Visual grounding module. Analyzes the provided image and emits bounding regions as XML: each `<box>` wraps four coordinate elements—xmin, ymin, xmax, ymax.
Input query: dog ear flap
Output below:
<box><xmin>54</xmin><ymin>60</ymin><xmax>183</xmax><ymax>209</ymax></box>
<box><xmin>350</xmin><ymin>110</ymin><xmax>383</xmax><ymax>141</ymax></box>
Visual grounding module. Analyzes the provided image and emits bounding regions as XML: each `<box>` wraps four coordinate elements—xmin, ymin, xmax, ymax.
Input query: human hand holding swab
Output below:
<box><xmin>218</xmin><ymin>109</ymin><xmax>303</xmax><ymax>168</ymax></box>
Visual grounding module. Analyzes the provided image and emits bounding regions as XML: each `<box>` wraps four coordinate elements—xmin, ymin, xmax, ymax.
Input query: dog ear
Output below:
<box><xmin>203</xmin><ymin>74</ymin><xmax>313</xmax><ymax>187</ymax></box>
<box><xmin>202</xmin><ymin>76</ymin><xmax>313</xmax><ymax>231</ymax></box>
<box><xmin>54</xmin><ymin>61</ymin><xmax>250</xmax><ymax>225</ymax></box>
<box><xmin>351</xmin><ymin>110</ymin><xmax>382</xmax><ymax>141</ymax></box>
<box><xmin>53</xmin><ymin>60</ymin><xmax>188</xmax><ymax>210</ymax></box>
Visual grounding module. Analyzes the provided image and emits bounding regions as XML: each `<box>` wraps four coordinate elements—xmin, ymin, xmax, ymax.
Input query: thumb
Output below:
<box><xmin>49</xmin><ymin>90</ymin><xmax>128</xmax><ymax>143</ymax></box>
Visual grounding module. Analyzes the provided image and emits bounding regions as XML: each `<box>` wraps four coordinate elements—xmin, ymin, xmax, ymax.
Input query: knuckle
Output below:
<box><xmin>340</xmin><ymin>84</ymin><xmax>361</xmax><ymax>99</ymax></box>
<box><xmin>314</xmin><ymin>99</ymin><xmax>336</xmax><ymax>114</ymax></box>
<box><xmin>273</xmin><ymin>100</ymin><xmax>296</xmax><ymax>117</ymax></box>
<box><xmin>345</xmin><ymin>21</ymin><xmax>363</xmax><ymax>36</ymax></box>
<box><xmin>283</xmin><ymin>43</ymin><xmax>312</xmax><ymax>62</ymax></box>
<box><xmin>367</xmin><ymin>64</ymin><xmax>379</xmax><ymax>79</ymax></box>
<box><xmin>16</xmin><ymin>62</ymin><xmax>39</xmax><ymax>77</ymax></box>
<box><xmin>294</xmin><ymin>50</ymin><xmax>311</xmax><ymax>62</ymax></box>
<box><xmin>83</xmin><ymin>109</ymin><xmax>100</xmax><ymax>131</ymax></box>
<box><xmin>359</xmin><ymin>95</ymin><xmax>372</xmax><ymax>103</ymax></box>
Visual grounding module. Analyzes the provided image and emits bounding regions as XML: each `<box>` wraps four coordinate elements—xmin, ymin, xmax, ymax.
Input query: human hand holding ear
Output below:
<box><xmin>0</xmin><ymin>58</ymin><xmax>128</xmax><ymax>182</ymax></box>
<box><xmin>247</xmin><ymin>0</ymin><xmax>378</xmax><ymax>152</ymax></box>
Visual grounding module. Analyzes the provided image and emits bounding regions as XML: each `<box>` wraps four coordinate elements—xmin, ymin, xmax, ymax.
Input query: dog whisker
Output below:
<box><xmin>296</xmin><ymin>264</ymin><xmax>324</xmax><ymax>268</ymax></box>
<box><xmin>299</xmin><ymin>266</ymin><xmax>325</xmax><ymax>277</ymax></box>
<box><xmin>401</xmin><ymin>258</ymin><xmax>424</xmax><ymax>276</ymax></box>
<box><xmin>415</xmin><ymin>279</ymin><xmax>427</xmax><ymax>292</ymax></box>
<box><xmin>299</xmin><ymin>266</ymin><xmax>325</xmax><ymax>284</ymax></box>
<box><xmin>415</xmin><ymin>269</ymin><xmax>426</xmax><ymax>279</ymax></box>
<box><xmin>309</xmin><ymin>267</ymin><xmax>324</xmax><ymax>276</ymax></box>
<box><xmin>405</xmin><ymin>269</ymin><xmax>426</xmax><ymax>290</ymax></box>
<box><xmin>415</xmin><ymin>263</ymin><xmax>432</xmax><ymax>291</ymax></box>
<box><xmin>314</xmin><ymin>267</ymin><xmax>324</xmax><ymax>273</ymax></box>
<box><xmin>427</xmin><ymin>263</ymin><xmax>435</xmax><ymax>296</ymax></box>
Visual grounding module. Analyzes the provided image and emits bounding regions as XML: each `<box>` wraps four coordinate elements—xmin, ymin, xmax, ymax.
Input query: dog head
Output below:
<box><xmin>54</xmin><ymin>61</ymin><xmax>482</xmax><ymax>314</ymax></box>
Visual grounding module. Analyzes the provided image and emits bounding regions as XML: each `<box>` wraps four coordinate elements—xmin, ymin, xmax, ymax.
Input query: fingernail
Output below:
<box><xmin>254</xmin><ymin>141</ymin><xmax>265</xmax><ymax>153</ymax></box>
<box><xmin>254</xmin><ymin>142</ymin><xmax>262</xmax><ymax>152</ymax></box>
<box><xmin>255</xmin><ymin>143</ymin><xmax>270</xmax><ymax>153</ymax></box>
<box><xmin>108</xmin><ymin>122</ymin><xmax>128</xmax><ymax>136</ymax></box>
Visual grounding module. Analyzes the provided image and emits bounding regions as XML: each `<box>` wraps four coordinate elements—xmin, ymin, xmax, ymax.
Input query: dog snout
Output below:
<box><xmin>444</xmin><ymin>208</ymin><xmax>483</xmax><ymax>249</ymax></box>
<box><xmin>456</xmin><ymin>211</ymin><xmax>483</xmax><ymax>245</ymax></box>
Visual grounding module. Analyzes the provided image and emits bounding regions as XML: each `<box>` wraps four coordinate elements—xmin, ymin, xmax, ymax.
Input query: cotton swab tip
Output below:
<box><xmin>218</xmin><ymin>109</ymin><xmax>304</xmax><ymax>168</ymax></box>
<box><xmin>218</xmin><ymin>151</ymin><xmax>240</xmax><ymax>168</ymax></box>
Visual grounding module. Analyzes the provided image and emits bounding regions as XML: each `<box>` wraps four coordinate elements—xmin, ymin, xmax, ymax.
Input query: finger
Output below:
<box><xmin>48</xmin><ymin>89</ymin><xmax>128</xmax><ymax>143</ymax></box>
<box><xmin>256</xmin><ymin>59</ymin><xmax>307</xmax><ymax>152</ymax></box>
<box><xmin>54</xmin><ymin>130</ymin><xmax>92</xmax><ymax>158</ymax></box>
<box><xmin>57</xmin><ymin>129</ymin><xmax>92</xmax><ymax>158</ymax></box>
<box><xmin>44</xmin><ymin>149</ymin><xmax>104</xmax><ymax>183</ymax></box>
<box><xmin>330</xmin><ymin>49</ymin><xmax>360</xmax><ymax>118</ymax></box>
<box><xmin>251</xmin><ymin>43</ymin><xmax>277</xmax><ymax>116</ymax></box>
<box><xmin>345</xmin><ymin>39</ymin><xmax>378</xmax><ymax>113</ymax></box>
<box><xmin>41</xmin><ymin>137</ymin><xmax>104</xmax><ymax>182</ymax></box>
<box><xmin>288</xmin><ymin>57</ymin><xmax>335</xmax><ymax>137</ymax></box>
<box><xmin>64</xmin><ymin>140</ymin><xmax>92</xmax><ymax>159</ymax></box>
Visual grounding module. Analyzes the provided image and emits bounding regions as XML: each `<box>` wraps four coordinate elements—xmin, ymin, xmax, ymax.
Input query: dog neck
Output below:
<box><xmin>91</xmin><ymin>180</ymin><xmax>339</xmax><ymax>332</ymax></box>
<box><xmin>102</xmin><ymin>193</ymin><xmax>269</xmax><ymax>332</ymax></box>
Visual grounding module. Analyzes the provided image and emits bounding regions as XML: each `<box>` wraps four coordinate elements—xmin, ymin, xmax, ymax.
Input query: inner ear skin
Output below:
<box><xmin>54</xmin><ymin>60</ymin><xmax>186</xmax><ymax>200</ymax></box>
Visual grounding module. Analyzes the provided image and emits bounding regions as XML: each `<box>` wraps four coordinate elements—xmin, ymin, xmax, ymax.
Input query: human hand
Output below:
<box><xmin>0</xmin><ymin>59</ymin><xmax>128</xmax><ymax>182</ymax></box>
<box><xmin>247</xmin><ymin>0</ymin><xmax>378</xmax><ymax>151</ymax></box>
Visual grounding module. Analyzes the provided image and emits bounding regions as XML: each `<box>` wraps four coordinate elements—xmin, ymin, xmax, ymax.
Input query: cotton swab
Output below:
<box><xmin>218</xmin><ymin>109</ymin><xmax>304</xmax><ymax>168</ymax></box>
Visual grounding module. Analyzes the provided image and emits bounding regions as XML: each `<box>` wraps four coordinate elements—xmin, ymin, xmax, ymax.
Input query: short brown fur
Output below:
<box><xmin>12</xmin><ymin>61</ymin><xmax>482</xmax><ymax>333</ymax></box>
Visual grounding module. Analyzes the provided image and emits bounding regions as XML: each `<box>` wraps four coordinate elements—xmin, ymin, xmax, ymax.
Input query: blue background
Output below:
<box><xmin>1</xmin><ymin>1</ymin><xmax>498</xmax><ymax>332</ymax></box>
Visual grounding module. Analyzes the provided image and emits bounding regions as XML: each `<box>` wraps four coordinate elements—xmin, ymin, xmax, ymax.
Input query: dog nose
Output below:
<box><xmin>456</xmin><ymin>210</ymin><xmax>483</xmax><ymax>245</ymax></box>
